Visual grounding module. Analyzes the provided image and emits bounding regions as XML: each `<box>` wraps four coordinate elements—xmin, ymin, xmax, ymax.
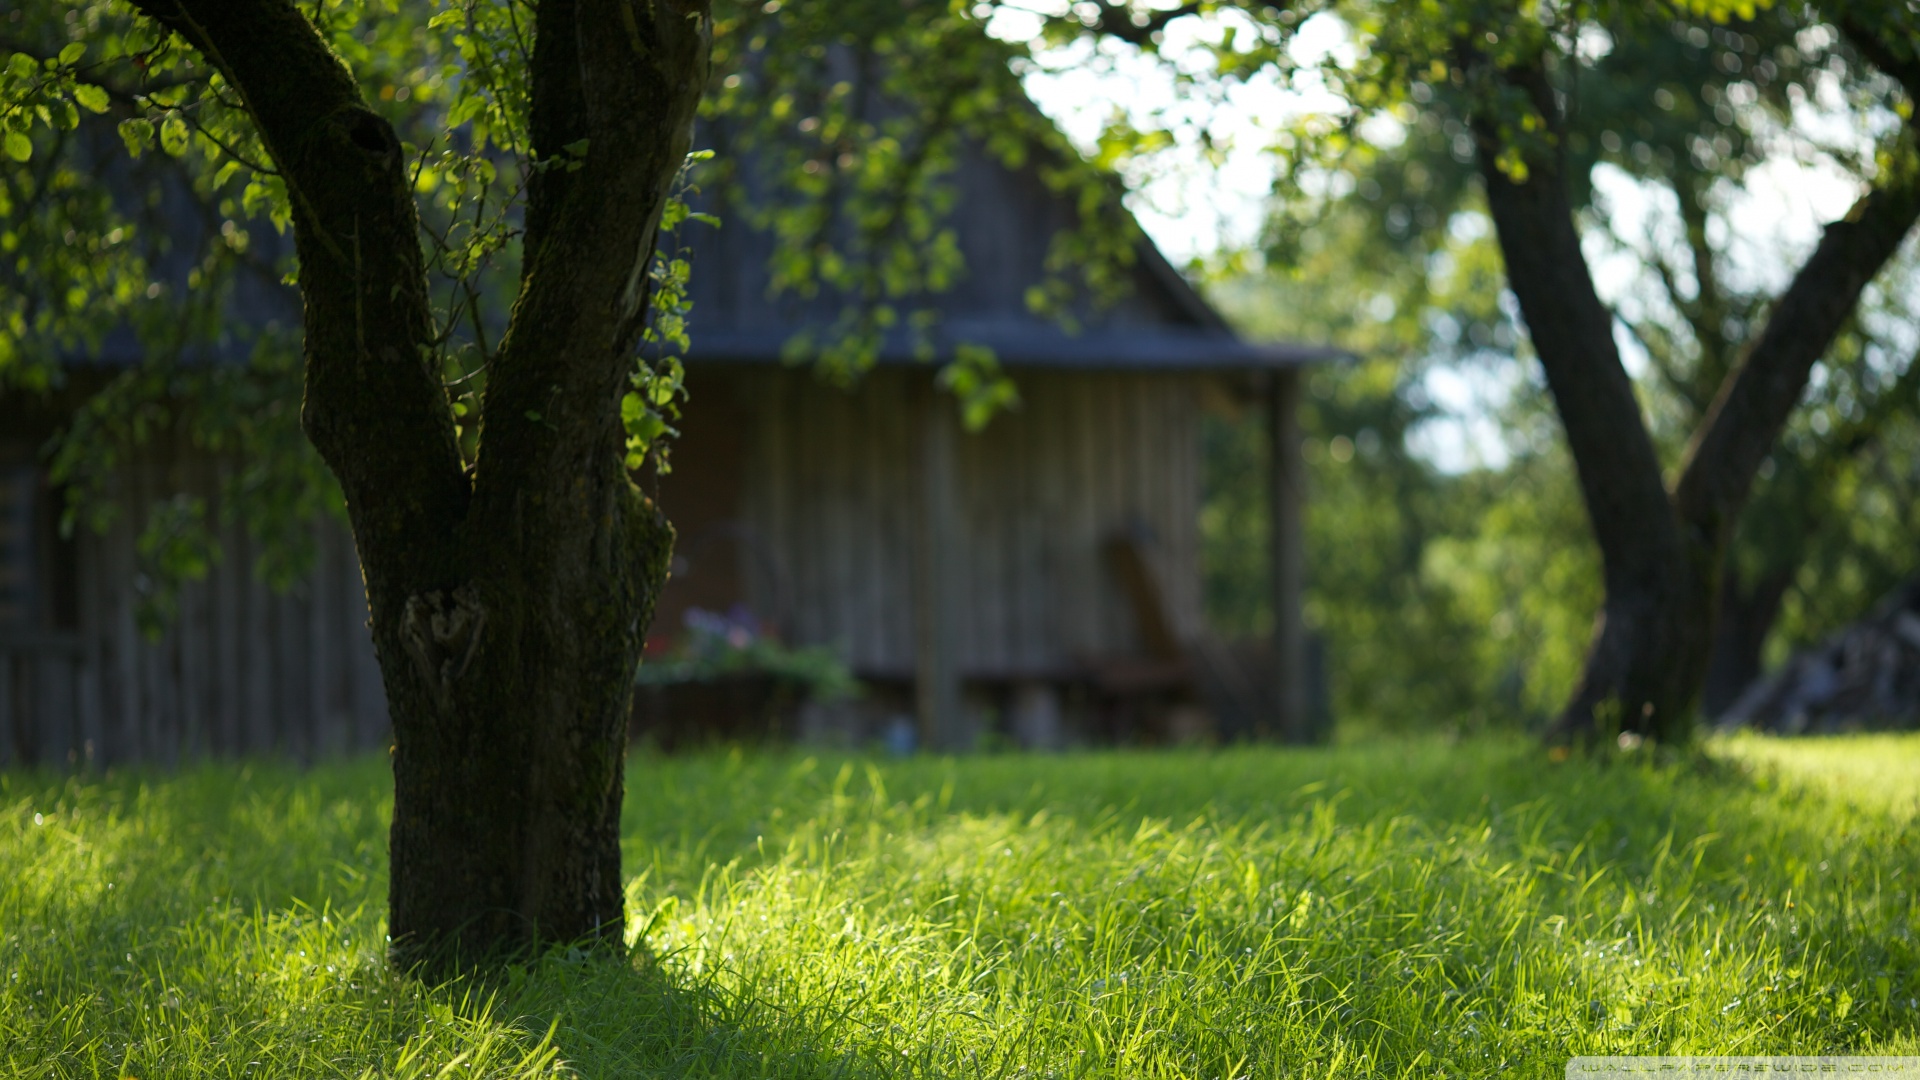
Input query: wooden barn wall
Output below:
<box><xmin>0</xmin><ymin>447</ymin><xmax>387</xmax><ymax>767</ymax></box>
<box><xmin>732</xmin><ymin>366</ymin><xmax>1203</xmax><ymax>679</ymax></box>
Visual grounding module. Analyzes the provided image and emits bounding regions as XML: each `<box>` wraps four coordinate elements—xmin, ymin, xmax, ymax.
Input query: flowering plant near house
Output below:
<box><xmin>636</xmin><ymin>605</ymin><xmax>859</xmax><ymax>704</ymax></box>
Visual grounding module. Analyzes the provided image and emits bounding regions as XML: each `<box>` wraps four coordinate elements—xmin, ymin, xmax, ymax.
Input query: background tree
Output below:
<box><xmin>1186</xmin><ymin>1</ymin><xmax>1920</xmax><ymax>729</ymax></box>
<box><xmin>1456</xmin><ymin>1</ymin><xmax>1920</xmax><ymax>743</ymax></box>
<box><xmin>1033</xmin><ymin>0</ymin><xmax>1920</xmax><ymax>741</ymax></box>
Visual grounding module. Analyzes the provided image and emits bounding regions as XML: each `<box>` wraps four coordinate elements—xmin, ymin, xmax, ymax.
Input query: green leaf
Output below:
<box><xmin>58</xmin><ymin>42</ymin><xmax>86</xmax><ymax>66</ymax></box>
<box><xmin>5</xmin><ymin>53</ymin><xmax>33</xmax><ymax>79</ymax></box>
<box><xmin>118</xmin><ymin>117</ymin><xmax>154</xmax><ymax>158</ymax></box>
<box><xmin>159</xmin><ymin>115</ymin><xmax>190</xmax><ymax>156</ymax></box>
<box><xmin>3</xmin><ymin>131</ymin><xmax>29</xmax><ymax>163</ymax></box>
<box><xmin>73</xmin><ymin>83</ymin><xmax>110</xmax><ymax>114</ymax></box>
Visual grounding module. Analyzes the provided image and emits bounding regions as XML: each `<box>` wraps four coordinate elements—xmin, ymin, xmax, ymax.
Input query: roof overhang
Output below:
<box><xmin>686</xmin><ymin>318</ymin><xmax>1350</xmax><ymax>372</ymax></box>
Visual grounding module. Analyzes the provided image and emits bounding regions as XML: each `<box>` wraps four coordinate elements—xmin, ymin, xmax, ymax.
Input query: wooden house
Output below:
<box><xmin>0</xmin><ymin>134</ymin><xmax>1336</xmax><ymax>767</ymax></box>
<box><xmin>646</xmin><ymin>147</ymin><xmax>1338</xmax><ymax>750</ymax></box>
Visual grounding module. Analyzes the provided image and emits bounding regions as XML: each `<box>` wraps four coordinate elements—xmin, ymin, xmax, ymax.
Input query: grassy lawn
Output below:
<box><xmin>1</xmin><ymin>734</ymin><xmax>1916</xmax><ymax>1078</ymax></box>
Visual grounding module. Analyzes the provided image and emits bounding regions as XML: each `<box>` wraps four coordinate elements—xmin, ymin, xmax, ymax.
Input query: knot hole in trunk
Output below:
<box><xmin>345</xmin><ymin>109</ymin><xmax>396</xmax><ymax>158</ymax></box>
<box><xmin>401</xmin><ymin>585</ymin><xmax>487</xmax><ymax>709</ymax></box>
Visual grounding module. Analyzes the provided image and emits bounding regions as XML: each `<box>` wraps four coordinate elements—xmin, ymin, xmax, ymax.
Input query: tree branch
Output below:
<box><xmin>1832</xmin><ymin>10</ymin><xmax>1920</xmax><ymax>109</ymax></box>
<box><xmin>470</xmin><ymin>0</ymin><xmax>711</xmax><ymax>521</ymax></box>
<box><xmin>1469</xmin><ymin>53</ymin><xmax>1683</xmax><ymax>583</ymax></box>
<box><xmin>1673</xmin><ymin>159</ymin><xmax>1920</xmax><ymax>545</ymax></box>
<box><xmin>1080</xmin><ymin>1</ymin><xmax>1206</xmax><ymax>46</ymax></box>
<box><xmin>125</xmin><ymin>0</ymin><xmax>470</xmax><ymax>603</ymax></box>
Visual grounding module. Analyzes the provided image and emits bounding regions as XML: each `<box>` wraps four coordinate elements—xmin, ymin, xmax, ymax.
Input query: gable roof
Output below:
<box><xmin>679</xmin><ymin>135</ymin><xmax>1342</xmax><ymax>373</ymax></box>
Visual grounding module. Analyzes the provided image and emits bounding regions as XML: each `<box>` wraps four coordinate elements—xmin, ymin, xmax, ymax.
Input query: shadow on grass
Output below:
<box><xmin>476</xmin><ymin>947</ymin><xmax>908</xmax><ymax>1080</ymax></box>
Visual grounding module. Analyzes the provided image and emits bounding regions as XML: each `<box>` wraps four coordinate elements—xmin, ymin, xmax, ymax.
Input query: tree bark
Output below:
<box><xmin>1469</xmin><ymin>45</ymin><xmax>1920</xmax><ymax>744</ymax></box>
<box><xmin>1700</xmin><ymin>562</ymin><xmax>1794</xmax><ymax>717</ymax></box>
<box><xmin>1469</xmin><ymin>62</ymin><xmax>1704</xmax><ymax>742</ymax></box>
<box><xmin>132</xmin><ymin>0</ymin><xmax>710</xmax><ymax>970</ymax></box>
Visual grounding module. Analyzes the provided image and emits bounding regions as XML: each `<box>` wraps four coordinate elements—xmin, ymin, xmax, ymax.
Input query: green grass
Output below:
<box><xmin>1</xmin><ymin>734</ymin><xmax>1916</xmax><ymax>1078</ymax></box>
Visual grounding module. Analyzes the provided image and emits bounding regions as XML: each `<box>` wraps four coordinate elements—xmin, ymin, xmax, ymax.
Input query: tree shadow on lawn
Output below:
<box><xmin>0</xmin><ymin>761</ymin><xmax>938</xmax><ymax>1078</ymax></box>
<box><xmin>489</xmin><ymin>946</ymin><xmax>942</xmax><ymax>1080</ymax></box>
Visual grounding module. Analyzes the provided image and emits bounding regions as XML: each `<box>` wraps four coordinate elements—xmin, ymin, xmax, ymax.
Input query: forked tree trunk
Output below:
<box><xmin>1468</xmin><ymin>43</ymin><xmax>1920</xmax><ymax>744</ymax></box>
<box><xmin>1701</xmin><ymin>564</ymin><xmax>1795</xmax><ymax>717</ymax></box>
<box><xmin>132</xmin><ymin>0</ymin><xmax>711</xmax><ymax>969</ymax></box>
<box><xmin>1470</xmin><ymin>85</ymin><xmax>1707</xmax><ymax>742</ymax></box>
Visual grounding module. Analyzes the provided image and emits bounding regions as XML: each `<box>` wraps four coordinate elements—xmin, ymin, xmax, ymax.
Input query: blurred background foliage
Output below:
<box><xmin>1183</xmin><ymin>0</ymin><xmax>1920</xmax><ymax>730</ymax></box>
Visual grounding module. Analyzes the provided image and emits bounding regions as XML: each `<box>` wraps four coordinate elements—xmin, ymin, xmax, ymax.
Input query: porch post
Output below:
<box><xmin>1267</xmin><ymin>367</ymin><xmax>1310</xmax><ymax>743</ymax></box>
<box><xmin>914</xmin><ymin>385</ymin><xmax>965</xmax><ymax>751</ymax></box>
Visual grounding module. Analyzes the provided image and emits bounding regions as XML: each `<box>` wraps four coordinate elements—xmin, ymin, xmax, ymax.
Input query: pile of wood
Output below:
<box><xmin>1716</xmin><ymin>579</ymin><xmax>1920</xmax><ymax>734</ymax></box>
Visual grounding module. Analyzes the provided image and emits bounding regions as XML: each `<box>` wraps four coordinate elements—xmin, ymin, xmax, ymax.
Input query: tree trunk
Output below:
<box><xmin>1469</xmin><ymin>64</ymin><xmax>1709</xmax><ymax>743</ymax></box>
<box><xmin>1700</xmin><ymin>563</ymin><xmax>1794</xmax><ymax>717</ymax></box>
<box><xmin>1468</xmin><ymin>45</ymin><xmax>1920</xmax><ymax>744</ymax></box>
<box><xmin>132</xmin><ymin>0</ymin><xmax>711</xmax><ymax>970</ymax></box>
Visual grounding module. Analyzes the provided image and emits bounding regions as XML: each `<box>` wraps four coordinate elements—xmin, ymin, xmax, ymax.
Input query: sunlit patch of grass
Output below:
<box><xmin>1</xmin><ymin>733</ymin><xmax>1915</xmax><ymax>1077</ymax></box>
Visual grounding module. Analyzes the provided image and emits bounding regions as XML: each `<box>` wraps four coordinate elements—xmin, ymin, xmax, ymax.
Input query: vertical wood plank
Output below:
<box><xmin>74</xmin><ymin>527</ymin><xmax>104</xmax><ymax>765</ymax></box>
<box><xmin>914</xmin><ymin>385</ymin><xmax>964</xmax><ymax>749</ymax></box>
<box><xmin>310</xmin><ymin>517</ymin><xmax>340</xmax><ymax>757</ymax></box>
<box><xmin>0</xmin><ymin>650</ymin><xmax>15</xmax><ymax>766</ymax></box>
<box><xmin>243</xmin><ymin>532</ymin><xmax>274</xmax><ymax>755</ymax></box>
<box><xmin>176</xmin><ymin>454</ymin><xmax>212</xmax><ymax>762</ymax></box>
<box><xmin>959</xmin><ymin>404</ymin><xmax>996</xmax><ymax>674</ymax></box>
<box><xmin>1174</xmin><ymin>378</ymin><xmax>1204</xmax><ymax>638</ymax></box>
<box><xmin>879</xmin><ymin>370</ymin><xmax>914</xmax><ymax>674</ymax></box>
<box><xmin>105</xmin><ymin>467</ymin><xmax>139</xmax><ymax>765</ymax></box>
<box><xmin>279</xmin><ymin>578</ymin><xmax>313</xmax><ymax>763</ymax></box>
<box><xmin>819</xmin><ymin>375</ymin><xmax>854</xmax><ymax>659</ymax></box>
<box><xmin>1019</xmin><ymin>373</ymin><xmax>1055</xmax><ymax>673</ymax></box>
<box><xmin>856</xmin><ymin>371</ymin><xmax>893</xmax><ymax>670</ymax></box>
<box><xmin>41</xmin><ymin>651</ymin><xmax>75</xmax><ymax>767</ymax></box>
<box><xmin>211</xmin><ymin>489</ymin><xmax>243</xmax><ymax>756</ymax></box>
<box><xmin>1060</xmin><ymin>371</ymin><xmax>1096</xmax><ymax>657</ymax></box>
<box><xmin>760</xmin><ymin>370</ymin><xmax>792</xmax><ymax>638</ymax></box>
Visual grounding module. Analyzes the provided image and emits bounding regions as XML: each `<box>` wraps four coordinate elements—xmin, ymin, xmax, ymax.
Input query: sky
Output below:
<box><xmin>989</xmin><ymin>5</ymin><xmax>1356</xmax><ymax>265</ymax></box>
<box><xmin>988</xmin><ymin>8</ymin><xmax>1891</xmax><ymax>471</ymax></box>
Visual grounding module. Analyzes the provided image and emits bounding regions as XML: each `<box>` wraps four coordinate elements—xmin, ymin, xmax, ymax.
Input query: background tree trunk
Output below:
<box><xmin>132</xmin><ymin>0</ymin><xmax>711</xmax><ymax>970</ymax></box>
<box><xmin>1469</xmin><ymin>64</ymin><xmax>1708</xmax><ymax>743</ymax></box>
<box><xmin>1701</xmin><ymin>564</ymin><xmax>1794</xmax><ymax>717</ymax></box>
<box><xmin>1469</xmin><ymin>45</ymin><xmax>1920</xmax><ymax>744</ymax></box>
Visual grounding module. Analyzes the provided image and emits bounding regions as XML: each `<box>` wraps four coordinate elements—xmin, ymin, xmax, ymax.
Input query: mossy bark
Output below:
<box><xmin>130</xmin><ymin>0</ymin><xmax>711</xmax><ymax>969</ymax></box>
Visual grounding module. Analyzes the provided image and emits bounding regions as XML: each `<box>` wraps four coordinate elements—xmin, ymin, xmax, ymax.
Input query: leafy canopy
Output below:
<box><xmin>1</xmin><ymin>0</ymin><xmax>1137</xmax><ymax>617</ymax></box>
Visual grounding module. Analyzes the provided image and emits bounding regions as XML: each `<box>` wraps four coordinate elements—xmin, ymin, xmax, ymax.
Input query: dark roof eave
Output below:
<box><xmin>682</xmin><ymin>324</ymin><xmax>1351</xmax><ymax>372</ymax></box>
